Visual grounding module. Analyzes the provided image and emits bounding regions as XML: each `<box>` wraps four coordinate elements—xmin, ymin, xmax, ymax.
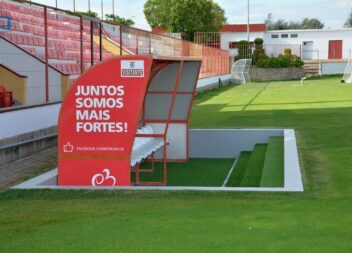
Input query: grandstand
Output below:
<box><xmin>0</xmin><ymin>0</ymin><xmax>230</xmax><ymax>107</ymax></box>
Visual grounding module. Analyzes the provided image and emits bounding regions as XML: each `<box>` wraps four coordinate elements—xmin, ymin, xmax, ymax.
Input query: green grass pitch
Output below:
<box><xmin>1</xmin><ymin>76</ymin><xmax>352</xmax><ymax>252</ymax></box>
<box><xmin>132</xmin><ymin>158</ymin><xmax>234</xmax><ymax>186</ymax></box>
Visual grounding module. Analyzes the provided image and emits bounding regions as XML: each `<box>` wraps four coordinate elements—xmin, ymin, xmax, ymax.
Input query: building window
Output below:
<box><xmin>228</xmin><ymin>41</ymin><xmax>254</xmax><ymax>49</ymax></box>
<box><xmin>291</xmin><ymin>34</ymin><xmax>298</xmax><ymax>38</ymax></box>
<box><xmin>281</xmin><ymin>34</ymin><xmax>289</xmax><ymax>38</ymax></box>
<box><xmin>271</xmin><ymin>34</ymin><xmax>279</xmax><ymax>39</ymax></box>
<box><xmin>229</xmin><ymin>42</ymin><xmax>236</xmax><ymax>49</ymax></box>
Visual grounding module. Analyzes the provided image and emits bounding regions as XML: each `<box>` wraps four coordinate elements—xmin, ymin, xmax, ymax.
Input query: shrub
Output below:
<box><xmin>278</xmin><ymin>54</ymin><xmax>291</xmax><ymax>68</ymax></box>
<box><xmin>252</xmin><ymin>48</ymin><xmax>266</xmax><ymax>64</ymax></box>
<box><xmin>238</xmin><ymin>40</ymin><xmax>248</xmax><ymax>46</ymax></box>
<box><xmin>254</xmin><ymin>38</ymin><xmax>264</xmax><ymax>45</ymax></box>
<box><xmin>269</xmin><ymin>57</ymin><xmax>281</xmax><ymax>68</ymax></box>
<box><xmin>252</xmin><ymin>38</ymin><xmax>266</xmax><ymax>64</ymax></box>
<box><xmin>256</xmin><ymin>54</ymin><xmax>304</xmax><ymax>68</ymax></box>
<box><xmin>253</xmin><ymin>43</ymin><xmax>304</xmax><ymax>68</ymax></box>
<box><xmin>256</xmin><ymin>58</ymin><xmax>270</xmax><ymax>68</ymax></box>
<box><xmin>291</xmin><ymin>55</ymin><xmax>304</xmax><ymax>67</ymax></box>
<box><xmin>284</xmin><ymin>48</ymin><xmax>292</xmax><ymax>56</ymax></box>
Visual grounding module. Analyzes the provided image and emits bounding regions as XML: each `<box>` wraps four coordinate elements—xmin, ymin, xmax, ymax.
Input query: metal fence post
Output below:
<box><xmin>90</xmin><ymin>21</ymin><xmax>94</xmax><ymax>66</ymax></box>
<box><xmin>44</xmin><ymin>6</ymin><xmax>49</xmax><ymax>102</ymax></box>
<box><xmin>136</xmin><ymin>30</ymin><xmax>139</xmax><ymax>55</ymax></box>
<box><xmin>99</xmin><ymin>23</ymin><xmax>103</xmax><ymax>61</ymax></box>
<box><xmin>80</xmin><ymin>16</ymin><xmax>84</xmax><ymax>73</ymax></box>
<box><xmin>119</xmin><ymin>25</ymin><xmax>122</xmax><ymax>55</ymax></box>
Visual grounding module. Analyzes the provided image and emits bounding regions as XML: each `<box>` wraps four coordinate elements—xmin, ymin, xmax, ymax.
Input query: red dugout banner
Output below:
<box><xmin>58</xmin><ymin>56</ymin><xmax>153</xmax><ymax>186</ymax></box>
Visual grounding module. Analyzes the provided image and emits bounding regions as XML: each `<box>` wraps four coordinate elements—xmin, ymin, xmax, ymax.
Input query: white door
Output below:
<box><xmin>302</xmin><ymin>41</ymin><xmax>314</xmax><ymax>60</ymax></box>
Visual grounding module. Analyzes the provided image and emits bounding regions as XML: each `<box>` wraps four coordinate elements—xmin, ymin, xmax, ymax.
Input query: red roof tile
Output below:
<box><xmin>220</xmin><ymin>24</ymin><xmax>266</xmax><ymax>33</ymax></box>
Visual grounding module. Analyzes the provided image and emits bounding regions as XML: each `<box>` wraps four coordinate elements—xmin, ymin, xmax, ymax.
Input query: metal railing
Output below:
<box><xmin>194</xmin><ymin>32</ymin><xmax>221</xmax><ymax>49</ymax></box>
<box><xmin>301</xmin><ymin>50</ymin><xmax>320</xmax><ymax>60</ymax></box>
<box><xmin>264</xmin><ymin>44</ymin><xmax>302</xmax><ymax>58</ymax></box>
<box><xmin>0</xmin><ymin>0</ymin><xmax>230</xmax><ymax>109</ymax></box>
<box><xmin>228</xmin><ymin>44</ymin><xmax>304</xmax><ymax>62</ymax></box>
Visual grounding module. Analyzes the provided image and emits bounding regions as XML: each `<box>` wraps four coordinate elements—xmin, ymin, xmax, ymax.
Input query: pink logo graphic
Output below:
<box><xmin>63</xmin><ymin>142</ymin><xmax>74</xmax><ymax>152</ymax></box>
<box><xmin>91</xmin><ymin>169</ymin><xmax>117</xmax><ymax>186</ymax></box>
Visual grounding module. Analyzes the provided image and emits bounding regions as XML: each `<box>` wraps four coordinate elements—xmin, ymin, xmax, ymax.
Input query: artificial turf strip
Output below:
<box><xmin>131</xmin><ymin>158</ymin><xmax>234</xmax><ymax>186</ymax></box>
<box><xmin>260</xmin><ymin>136</ymin><xmax>285</xmax><ymax>187</ymax></box>
<box><xmin>239</xmin><ymin>144</ymin><xmax>267</xmax><ymax>187</ymax></box>
<box><xmin>225</xmin><ymin>151</ymin><xmax>252</xmax><ymax>187</ymax></box>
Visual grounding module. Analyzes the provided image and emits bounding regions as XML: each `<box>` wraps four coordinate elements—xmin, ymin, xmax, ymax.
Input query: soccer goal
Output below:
<box><xmin>231</xmin><ymin>59</ymin><xmax>252</xmax><ymax>84</ymax></box>
<box><xmin>342</xmin><ymin>57</ymin><xmax>352</xmax><ymax>83</ymax></box>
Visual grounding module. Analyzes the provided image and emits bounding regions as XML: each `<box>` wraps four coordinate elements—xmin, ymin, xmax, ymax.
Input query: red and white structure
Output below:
<box><xmin>58</xmin><ymin>55</ymin><xmax>202</xmax><ymax>186</ymax></box>
<box><xmin>196</xmin><ymin>23</ymin><xmax>352</xmax><ymax>61</ymax></box>
<box><xmin>0</xmin><ymin>0</ymin><xmax>229</xmax><ymax>108</ymax></box>
<box><xmin>220</xmin><ymin>24</ymin><xmax>267</xmax><ymax>55</ymax></box>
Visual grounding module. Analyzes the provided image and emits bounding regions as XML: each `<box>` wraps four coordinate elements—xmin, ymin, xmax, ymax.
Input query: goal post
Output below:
<box><xmin>231</xmin><ymin>59</ymin><xmax>252</xmax><ymax>84</ymax></box>
<box><xmin>342</xmin><ymin>57</ymin><xmax>352</xmax><ymax>83</ymax></box>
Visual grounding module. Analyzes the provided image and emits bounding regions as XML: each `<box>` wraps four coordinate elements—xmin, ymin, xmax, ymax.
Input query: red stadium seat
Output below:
<box><xmin>0</xmin><ymin>0</ymin><xmax>121</xmax><ymax>76</ymax></box>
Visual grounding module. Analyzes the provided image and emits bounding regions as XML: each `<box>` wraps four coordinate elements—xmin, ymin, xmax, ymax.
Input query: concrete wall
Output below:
<box><xmin>197</xmin><ymin>74</ymin><xmax>232</xmax><ymax>93</ymax></box>
<box><xmin>0</xmin><ymin>103</ymin><xmax>60</xmax><ymax>139</ymax></box>
<box><xmin>189</xmin><ymin>129</ymin><xmax>283</xmax><ymax>158</ymax></box>
<box><xmin>0</xmin><ymin>103</ymin><xmax>60</xmax><ymax>165</ymax></box>
<box><xmin>321</xmin><ymin>61</ymin><xmax>347</xmax><ymax>75</ymax></box>
<box><xmin>250</xmin><ymin>67</ymin><xmax>305</xmax><ymax>81</ymax></box>
<box><xmin>0</xmin><ymin>38</ymin><xmax>64</xmax><ymax>104</ymax></box>
<box><xmin>0</xmin><ymin>126</ymin><xmax>57</xmax><ymax>166</ymax></box>
<box><xmin>264</xmin><ymin>29</ymin><xmax>352</xmax><ymax>60</ymax></box>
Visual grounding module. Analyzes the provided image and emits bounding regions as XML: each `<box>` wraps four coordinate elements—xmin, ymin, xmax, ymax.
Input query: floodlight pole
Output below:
<box><xmin>247</xmin><ymin>0</ymin><xmax>250</xmax><ymax>42</ymax></box>
<box><xmin>88</xmin><ymin>0</ymin><xmax>91</xmax><ymax>12</ymax></box>
<box><xmin>113</xmin><ymin>0</ymin><xmax>115</xmax><ymax>16</ymax></box>
<box><xmin>73</xmin><ymin>0</ymin><xmax>76</xmax><ymax>12</ymax></box>
<box><xmin>101</xmin><ymin>0</ymin><xmax>104</xmax><ymax>20</ymax></box>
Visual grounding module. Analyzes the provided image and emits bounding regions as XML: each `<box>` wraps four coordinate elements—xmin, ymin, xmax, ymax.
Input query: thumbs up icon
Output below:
<box><xmin>63</xmin><ymin>142</ymin><xmax>74</xmax><ymax>153</ymax></box>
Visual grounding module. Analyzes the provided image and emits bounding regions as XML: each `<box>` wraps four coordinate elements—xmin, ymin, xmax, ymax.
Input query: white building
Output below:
<box><xmin>264</xmin><ymin>29</ymin><xmax>352</xmax><ymax>60</ymax></box>
<box><xmin>219</xmin><ymin>24</ymin><xmax>266</xmax><ymax>57</ymax></box>
<box><xmin>219</xmin><ymin>24</ymin><xmax>352</xmax><ymax>60</ymax></box>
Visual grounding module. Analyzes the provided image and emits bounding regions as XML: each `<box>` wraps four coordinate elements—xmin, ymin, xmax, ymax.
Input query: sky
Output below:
<box><xmin>34</xmin><ymin>0</ymin><xmax>352</xmax><ymax>30</ymax></box>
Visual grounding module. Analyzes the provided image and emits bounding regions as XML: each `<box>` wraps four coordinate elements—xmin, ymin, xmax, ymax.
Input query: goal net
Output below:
<box><xmin>342</xmin><ymin>57</ymin><xmax>352</xmax><ymax>83</ymax></box>
<box><xmin>231</xmin><ymin>59</ymin><xmax>252</xmax><ymax>84</ymax></box>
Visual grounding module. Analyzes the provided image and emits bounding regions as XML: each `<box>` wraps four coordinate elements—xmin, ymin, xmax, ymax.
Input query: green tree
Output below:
<box><xmin>75</xmin><ymin>11</ymin><xmax>98</xmax><ymax>18</ymax></box>
<box><xmin>265</xmin><ymin>13</ymin><xmax>273</xmax><ymax>29</ymax></box>
<box><xmin>144</xmin><ymin>0</ymin><xmax>169</xmax><ymax>29</ymax></box>
<box><xmin>265</xmin><ymin>14</ymin><xmax>324</xmax><ymax>30</ymax></box>
<box><xmin>144</xmin><ymin>0</ymin><xmax>226</xmax><ymax>41</ymax></box>
<box><xmin>105</xmin><ymin>14</ymin><xmax>135</xmax><ymax>26</ymax></box>
<box><xmin>344</xmin><ymin>9</ymin><xmax>352</xmax><ymax>28</ymax></box>
<box><xmin>300</xmin><ymin>18</ymin><xmax>324</xmax><ymax>29</ymax></box>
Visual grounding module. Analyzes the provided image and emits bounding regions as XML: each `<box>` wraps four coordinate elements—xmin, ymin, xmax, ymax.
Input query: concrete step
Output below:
<box><xmin>304</xmin><ymin>62</ymin><xmax>320</xmax><ymax>75</ymax></box>
<box><xmin>239</xmin><ymin>144</ymin><xmax>267</xmax><ymax>187</ymax></box>
<box><xmin>225</xmin><ymin>151</ymin><xmax>252</xmax><ymax>187</ymax></box>
<box><xmin>260</xmin><ymin>137</ymin><xmax>284</xmax><ymax>187</ymax></box>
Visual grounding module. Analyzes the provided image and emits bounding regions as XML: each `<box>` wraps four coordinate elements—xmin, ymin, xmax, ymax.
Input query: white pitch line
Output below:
<box><xmin>222</xmin><ymin>159</ymin><xmax>238</xmax><ymax>187</ymax></box>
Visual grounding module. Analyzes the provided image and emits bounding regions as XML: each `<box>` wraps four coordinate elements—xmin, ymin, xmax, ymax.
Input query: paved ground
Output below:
<box><xmin>0</xmin><ymin>147</ymin><xmax>57</xmax><ymax>190</ymax></box>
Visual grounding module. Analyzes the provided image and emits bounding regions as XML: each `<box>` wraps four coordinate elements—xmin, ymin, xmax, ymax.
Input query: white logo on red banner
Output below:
<box><xmin>91</xmin><ymin>169</ymin><xmax>117</xmax><ymax>186</ymax></box>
